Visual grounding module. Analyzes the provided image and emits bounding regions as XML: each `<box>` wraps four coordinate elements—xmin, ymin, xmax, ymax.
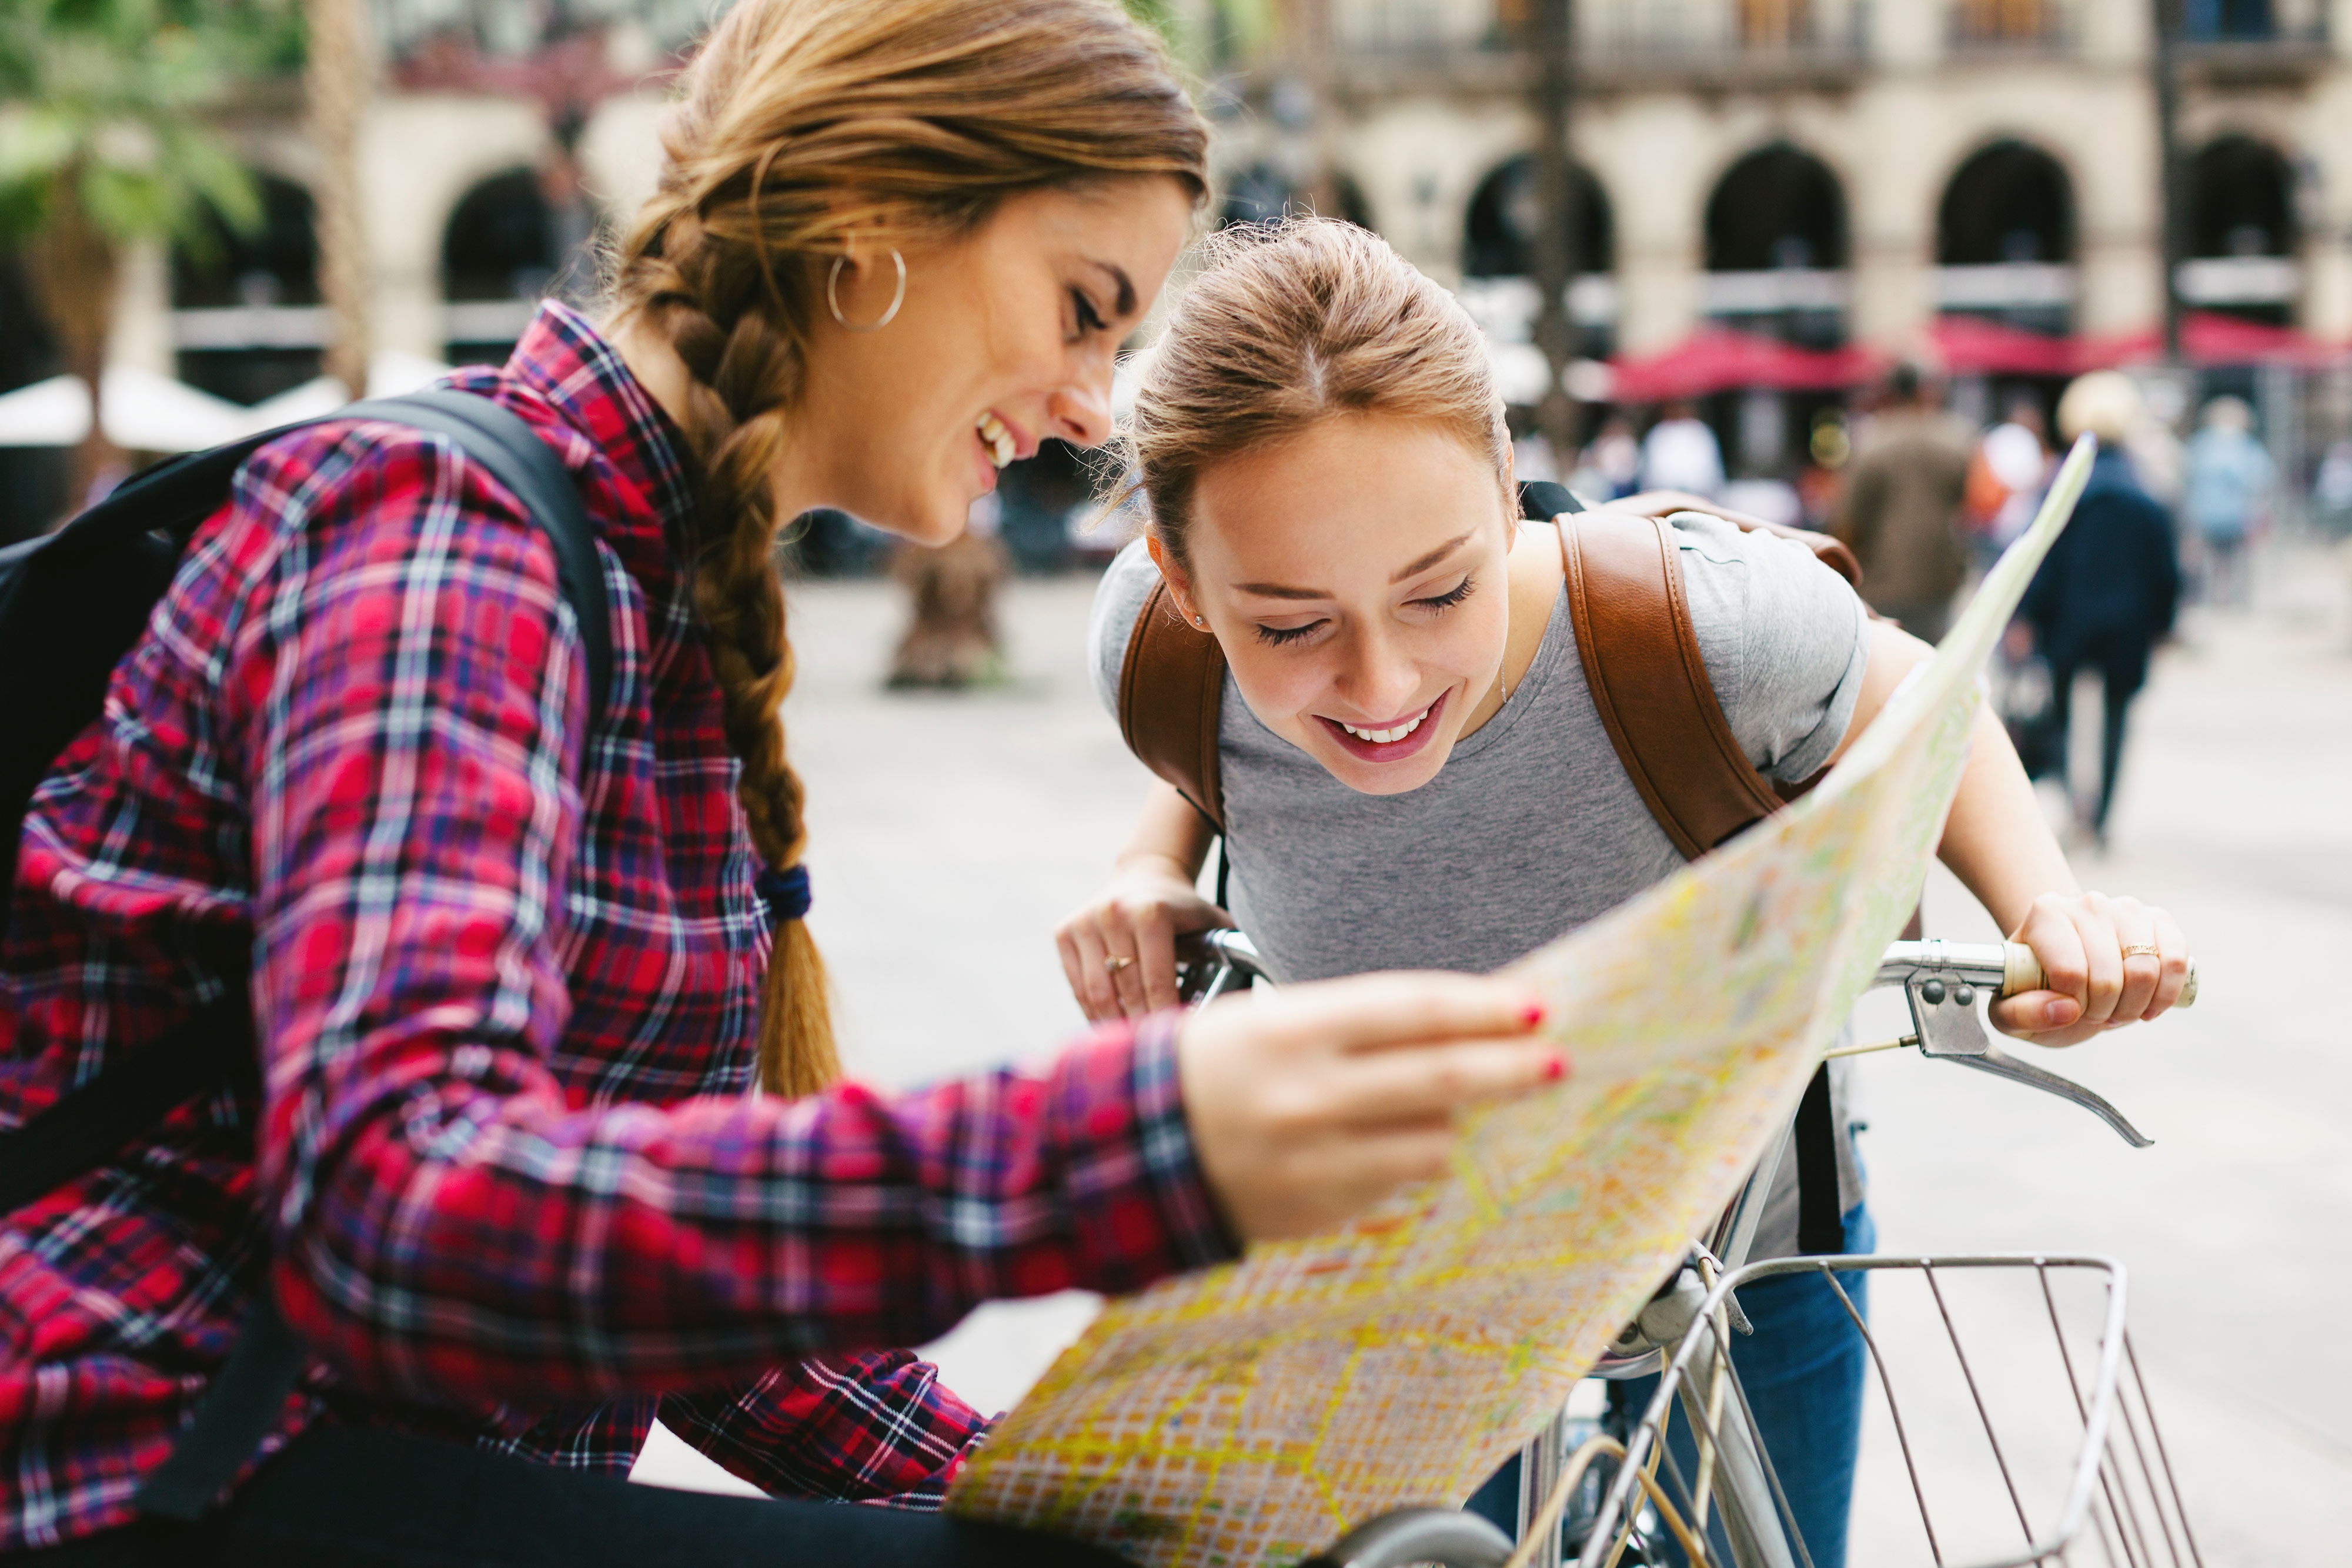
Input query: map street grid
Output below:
<box><xmin>948</xmin><ymin>439</ymin><xmax>2098</xmax><ymax>1567</ymax></box>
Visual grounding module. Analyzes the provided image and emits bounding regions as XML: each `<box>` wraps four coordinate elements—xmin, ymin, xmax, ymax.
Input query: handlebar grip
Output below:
<box><xmin>1999</xmin><ymin>942</ymin><xmax>2198</xmax><ymax>1008</ymax></box>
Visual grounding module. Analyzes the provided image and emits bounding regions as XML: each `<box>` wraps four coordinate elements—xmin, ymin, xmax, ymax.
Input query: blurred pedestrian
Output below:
<box><xmin>2126</xmin><ymin>375</ymin><xmax>2187</xmax><ymax>510</ymax></box>
<box><xmin>1834</xmin><ymin>363</ymin><xmax>1970</xmax><ymax>643</ymax></box>
<box><xmin>2024</xmin><ymin>371</ymin><xmax>2183</xmax><ymax>846</ymax></box>
<box><xmin>1511</xmin><ymin>426</ymin><xmax>1561</xmax><ymax>484</ymax></box>
<box><xmin>2181</xmin><ymin>395</ymin><xmax>2273</xmax><ymax>607</ymax></box>
<box><xmin>888</xmin><ymin>494</ymin><xmax>1011</xmax><ymax>687</ymax></box>
<box><xmin>2313</xmin><ymin>437</ymin><xmax>2352</xmax><ymax>533</ymax></box>
<box><xmin>1638</xmin><ymin>399</ymin><xmax>1725</xmax><ymax>499</ymax></box>
<box><xmin>1977</xmin><ymin>397</ymin><xmax>2053</xmax><ymax>549</ymax></box>
<box><xmin>1574</xmin><ymin>411</ymin><xmax>1642</xmax><ymax>499</ymax></box>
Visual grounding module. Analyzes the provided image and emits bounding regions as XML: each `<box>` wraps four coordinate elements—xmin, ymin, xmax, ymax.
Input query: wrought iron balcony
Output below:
<box><xmin>2173</xmin><ymin>3</ymin><xmax>2333</xmax><ymax>82</ymax></box>
<box><xmin>1331</xmin><ymin>0</ymin><xmax>1874</xmax><ymax>95</ymax></box>
<box><xmin>1582</xmin><ymin>0</ymin><xmax>1873</xmax><ymax>86</ymax></box>
<box><xmin>1946</xmin><ymin>0</ymin><xmax>2079</xmax><ymax>55</ymax></box>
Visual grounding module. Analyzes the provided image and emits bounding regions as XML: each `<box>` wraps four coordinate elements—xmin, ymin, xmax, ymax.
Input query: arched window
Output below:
<box><xmin>170</xmin><ymin>172</ymin><xmax>323</xmax><ymax>404</ymax></box>
<box><xmin>1458</xmin><ymin>155</ymin><xmax>1616</xmax><ymax>362</ymax></box>
<box><xmin>0</xmin><ymin>253</ymin><xmax>67</xmax><ymax>541</ymax></box>
<box><xmin>1217</xmin><ymin>163</ymin><xmax>1375</xmax><ymax>232</ymax></box>
<box><xmin>1935</xmin><ymin>139</ymin><xmax>2077</xmax><ymax>334</ymax></box>
<box><xmin>1461</xmin><ymin>155</ymin><xmax>1612</xmax><ymax>279</ymax></box>
<box><xmin>1702</xmin><ymin>143</ymin><xmax>1847</xmax><ymax>347</ymax></box>
<box><xmin>2181</xmin><ymin>134</ymin><xmax>2299</xmax><ymax>323</ymax></box>
<box><xmin>442</xmin><ymin>167</ymin><xmax>576</xmax><ymax>362</ymax></box>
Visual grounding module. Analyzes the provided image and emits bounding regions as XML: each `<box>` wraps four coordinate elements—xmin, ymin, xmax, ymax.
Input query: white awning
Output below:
<box><xmin>0</xmin><ymin>352</ymin><xmax>456</xmax><ymax>452</ymax></box>
<box><xmin>0</xmin><ymin>375</ymin><xmax>93</xmax><ymax>446</ymax></box>
<box><xmin>99</xmin><ymin>368</ymin><xmax>252</xmax><ymax>452</ymax></box>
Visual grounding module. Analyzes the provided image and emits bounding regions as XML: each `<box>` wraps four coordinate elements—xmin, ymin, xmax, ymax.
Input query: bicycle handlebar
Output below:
<box><xmin>1174</xmin><ymin>931</ymin><xmax>2194</xmax><ymax>1148</ymax></box>
<box><xmin>1878</xmin><ymin>939</ymin><xmax>2198</xmax><ymax>1009</ymax></box>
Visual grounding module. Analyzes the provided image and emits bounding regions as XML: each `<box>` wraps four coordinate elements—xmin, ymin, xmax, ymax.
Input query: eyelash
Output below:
<box><xmin>1418</xmin><ymin>576</ymin><xmax>1476</xmax><ymax>613</ymax></box>
<box><xmin>1071</xmin><ymin>287</ymin><xmax>1107</xmax><ymax>337</ymax></box>
<box><xmin>1251</xmin><ymin>576</ymin><xmax>1476</xmax><ymax>648</ymax></box>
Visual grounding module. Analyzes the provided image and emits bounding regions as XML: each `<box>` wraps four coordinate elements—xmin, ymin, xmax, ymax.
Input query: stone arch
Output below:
<box><xmin>2183</xmin><ymin>132</ymin><xmax>2300</xmax><ymax>323</ymax></box>
<box><xmin>1455</xmin><ymin>153</ymin><xmax>1618</xmax><ymax>362</ymax></box>
<box><xmin>1461</xmin><ymin>153</ymin><xmax>1614</xmax><ymax>279</ymax></box>
<box><xmin>1703</xmin><ymin>142</ymin><xmax>1847</xmax><ymax>273</ymax></box>
<box><xmin>1937</xmin><ymin>139</ymin><xmax>2076</xmax><ymax>266</ymax></box>
<box><xmin>440</xmin><ymin>166</ymin><xmax>575</xmax><ymax>360</ymax></box>
<box><xmin>171</xmin><ymin>171</ymin><xmax>319</xmax><ymax>310</ymax></box>
<box><xmin>1217</xmin><ymin>163</ymin><xmax>1377</xmax><ymax>231</ymax></box>
<box><xmin>443</xmin><ymin>168</ymin><xmax>560</xmax><ymax>300</ymax></box>
<box><xmin>2188</xmin><ymin>133</ymin><xmax>2297</xmax><ymax>259</ymax></box>
<box><xmin>1701</xmin><ymin>141</ymin><xmax>1847</xmax><ymax>349</ymax></box>
<box><xmin>169</xmin><ymin>171</ymin><xmax>323</xmax><ymax>404</ymax></box>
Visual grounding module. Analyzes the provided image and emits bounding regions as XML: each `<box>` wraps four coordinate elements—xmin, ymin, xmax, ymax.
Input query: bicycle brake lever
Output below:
<box><xmin>1932</xmin><ymin>1044</ymin><xmax>2154</xmax><ymax>1148</ymax></box>
<box><xmin>1905</xmin><ymin>968</ymin><xmax>1990</xmax><ymax>1057</ymax></box>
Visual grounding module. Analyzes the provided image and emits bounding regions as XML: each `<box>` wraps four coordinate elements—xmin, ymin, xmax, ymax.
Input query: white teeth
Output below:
<box><xmin>1339</xmin><ymin>708</ymin><xmax>1429</xmax><ymax>745</ymax></box>
<box><xmin>976</xmin><ymin>411</ymin><xmax>1014</xmax><ymax>470</ymax></box>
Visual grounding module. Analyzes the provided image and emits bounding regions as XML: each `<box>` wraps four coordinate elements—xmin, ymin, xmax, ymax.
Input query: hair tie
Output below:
<box><xmin>756</xmin><ymin>864</ymin><xmax>811</xmax><ymax>925</ymax></box>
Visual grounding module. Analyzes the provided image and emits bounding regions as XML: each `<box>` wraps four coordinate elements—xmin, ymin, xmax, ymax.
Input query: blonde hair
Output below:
<box><xmin>610</xmin><ymin>0</ymin><xmax>1207</xmax><ymax>1096</ymax></box>
<box><xmin>1129</xmin><ymin>218</ymin><xmax>1512</xmax><ymax>568</ymax></box>
<box><xmin>2058</xmin><ymin>370</ymin><xmax>2143</xmax><ymax>444</ymax></box>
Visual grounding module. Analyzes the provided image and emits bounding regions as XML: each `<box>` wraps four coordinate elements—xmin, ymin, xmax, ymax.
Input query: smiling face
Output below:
<box><xmin>791</xmin><ymin>178</ymin><xmax>1194</xmax><ymax>545</ymax></box>
<box><xmin>1158</xmin><ymin>416</ymin><xmax>1517</xmax><ymax>795</ymax></box>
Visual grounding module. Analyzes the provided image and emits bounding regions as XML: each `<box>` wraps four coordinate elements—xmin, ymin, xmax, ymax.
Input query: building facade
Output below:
<box><xmin>55</xmin><ymin>0</ymin><xmax>2352</xmax><ymax>467</ymax></box>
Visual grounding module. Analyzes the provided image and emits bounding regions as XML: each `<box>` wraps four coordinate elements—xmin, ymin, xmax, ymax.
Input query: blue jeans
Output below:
<box><xmin>1467</xmin><ymin>1203</ymin><xmax>1875</xmax><ymax>1568</ymax></box>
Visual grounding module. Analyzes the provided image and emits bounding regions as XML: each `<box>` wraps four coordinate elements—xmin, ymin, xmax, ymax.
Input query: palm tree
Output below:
<box><xmin>305</xmin><ymin>0</ymin><xmax>370</xmax><ymax>399</ymax></box>
<box><xmin>0</xmin><ymin>0</ymin><xmax>290</xmax><ymax>502</ymax></box>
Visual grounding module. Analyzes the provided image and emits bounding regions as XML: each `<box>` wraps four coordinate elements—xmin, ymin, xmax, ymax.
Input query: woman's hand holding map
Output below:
<box><xmin>1175</xmin><ymin>972</ymin><xmax>1562</xmax><ymax>1241</ymax></box>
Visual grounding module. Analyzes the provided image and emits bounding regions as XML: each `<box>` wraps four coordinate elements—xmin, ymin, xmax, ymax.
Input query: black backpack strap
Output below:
<box><xmin>345</xmin><ymin>392</ymin><xmax>612</xmax><ymax>731</ymax></box>
<box><xmin>0</xmin><ymin>999</ymin><xmax>252</xmax><ymax>1215</ymax></box>
<box><xmin>1793</xmin><ymin>1065</ymin><xmax>1846</xmax><ymax>1256</ymax></box>
<box><xmin>1517</xmin><ymin>479</ymin><xmax>1586</xmax><ymax>519</ymax></box>
<box><xmin>134</xmin><ymin>1292</ymin><xmax>308</xmax><ymax>1520</ymax></box>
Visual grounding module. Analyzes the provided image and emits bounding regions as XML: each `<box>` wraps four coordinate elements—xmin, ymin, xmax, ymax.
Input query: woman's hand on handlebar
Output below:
<box><xmin>1177</xmin><ymin>973</ymin><xmax>1563</xmax><ymax>1243</ymax></box>
<box><xmin>1991</xmin><ymin>890</ymin><xmax>2192</xmax><ymax>1048</ymax></box>
<box><xmin>1057</xmin><ymin>852</ymin><xmax>1233</xmax><ymax>1021</ymax></box>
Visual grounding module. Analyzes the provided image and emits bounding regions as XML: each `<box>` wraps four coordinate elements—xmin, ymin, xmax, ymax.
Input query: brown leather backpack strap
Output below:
<box><xmin>1612</xmin><ymin>489</ymin><xmax>1864</xmax><ymax>591</ymax></box>
<box><xmin>1555</xmin><ymin>511</ymin><xmax>1786</xmax><ymax>861</ymax></box>
<box><xmin>1117</xmin><ymin>576</ymin><xmax>1227</xmax><ymax>830</ymax></box>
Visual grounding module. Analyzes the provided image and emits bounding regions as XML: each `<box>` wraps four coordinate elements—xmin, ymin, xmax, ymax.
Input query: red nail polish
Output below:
<box><xmin>1522</xmin><ymin>1002</ymin><xmax>1548</xmax><ymax>1029</ymax></box>
<box><xmin>1542</xmin><ymin>1054</ymin><xmax>1566</xmax><ymax>1082</ymax></box>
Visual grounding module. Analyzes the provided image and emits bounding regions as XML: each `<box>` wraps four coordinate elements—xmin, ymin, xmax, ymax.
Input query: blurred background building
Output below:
<box><xmin>9</xmin><ymin>0</ymin><xmax>2352</xmax><ymax>551</ymax></box>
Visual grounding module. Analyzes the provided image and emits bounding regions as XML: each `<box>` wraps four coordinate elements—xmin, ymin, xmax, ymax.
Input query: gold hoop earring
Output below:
<box><xmin>827</xmin><ymin>251</ymin><xmax>907</xmax><ymax>333</ymax></box>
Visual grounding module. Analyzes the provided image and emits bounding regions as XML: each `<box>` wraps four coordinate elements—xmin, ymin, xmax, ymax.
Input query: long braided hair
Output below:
<box><xmin>610</xmin><ymin>0</ymin><xmax>1207</xmax><ymax>1096</ymax></box>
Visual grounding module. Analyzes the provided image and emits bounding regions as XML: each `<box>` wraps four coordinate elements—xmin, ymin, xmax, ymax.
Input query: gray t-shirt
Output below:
<box><xmin>1090</xmin><ymin>515</ymin><xmax>1875</xmax><ymax>1257</ymax></box>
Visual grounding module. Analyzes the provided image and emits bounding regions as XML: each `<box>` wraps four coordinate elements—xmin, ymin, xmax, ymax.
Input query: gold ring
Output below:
<box><xmin>2121</xmin><ymin>944</ymin><xmax>2160</xmax><ymax>960</ymax></box>
<box><xmin>1103</xmin><ymin>955</ymin><xmax>1135</xmax><ymax>974</ymax></box>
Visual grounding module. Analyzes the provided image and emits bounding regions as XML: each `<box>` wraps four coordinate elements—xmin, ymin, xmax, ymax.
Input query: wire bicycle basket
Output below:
<box><xmin>1551</xmin><ymin>1254</ymin><xmax>2201</xmax><ymax>1568</ymax></box>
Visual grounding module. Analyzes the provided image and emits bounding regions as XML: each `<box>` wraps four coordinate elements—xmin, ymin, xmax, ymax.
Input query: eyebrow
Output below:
<box><xmin>1231</xmin><ymin>531</ymin><xmax>1478</xmax><ymax>601</ymax></box>
<box><xmin>1087</xmin><ymin>259</ymin><xmax>1137</xmax><ymax>317</ymax></box>
<box><xmin>1389</xmin><ymin>531</ymin><xmax>1476</xmax><ymax>584</ymax></box>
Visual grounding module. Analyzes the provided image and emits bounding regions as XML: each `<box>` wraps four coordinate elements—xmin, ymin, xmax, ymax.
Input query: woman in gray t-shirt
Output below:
<box><xmin>1056</xmin><ymin>220</ymin><xmax>2191</xmax><ymax>1568</ymax></box>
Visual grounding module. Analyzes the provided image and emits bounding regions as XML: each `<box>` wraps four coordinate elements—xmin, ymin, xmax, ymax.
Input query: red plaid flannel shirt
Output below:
<box><xmin>0</xmin><ymin>303</ymin><xmax>1232</xmax><ymax>1551</ymax></box>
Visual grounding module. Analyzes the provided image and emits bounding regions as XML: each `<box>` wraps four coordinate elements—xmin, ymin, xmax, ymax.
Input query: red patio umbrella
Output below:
<box><xmin>2077</xmin><ymin>312</ymin><xmax>2348</xmax><ymax>370</ymax></box>
<box><xmin>1609</xmin><ymin>327</ymin><xmax>1887</xmax><ymax>403</ymax></box>
<box><xmin>1928</xmin><ymin>315</ymin><xmax>2080</xmax><ymax>377</ymax></box>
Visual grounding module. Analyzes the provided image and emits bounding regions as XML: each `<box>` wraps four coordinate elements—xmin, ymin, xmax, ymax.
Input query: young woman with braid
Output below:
<box><xmin>0</xmin><ymin>7</ymin><xmax>1563</xmax><ymax>1563</ymax></box>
